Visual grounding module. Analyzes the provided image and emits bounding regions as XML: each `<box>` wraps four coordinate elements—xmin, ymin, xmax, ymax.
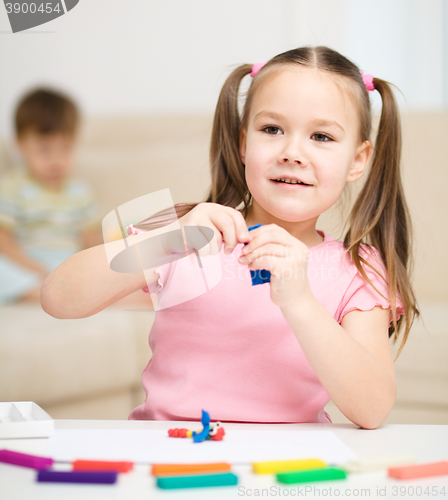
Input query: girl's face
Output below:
<box><xmin>240</xmin><ymin>66</ymin><xmax>371</xmax><ymax>227</ymax></box>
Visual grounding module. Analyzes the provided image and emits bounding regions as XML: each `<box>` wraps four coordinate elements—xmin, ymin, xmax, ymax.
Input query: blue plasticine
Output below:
<box><xmin>192</xmin><ymin>410</ymin><xmax>211</xmax><ymax>443</ymax></box>
<box><xmin>201</xmin><ymin>409</ymin><xmax>211</xmax><ymax>426</ymax></box>
<box><xmin>250</xmin><ymin>269</ymin><xmax>271</xmax><ymax>285</ymax></box>
<box><xmin>245</xmin><ymin>224</ymin><xmax>271</xmax><ymax>285</ymax></box>
<box><xmin>193</xmin><ymin>426</ymin><xmax>210</xmax><ymax>443</ymax></box>
<box><xmin>37</xmin><ymin>470</ymin><xmax>118</xmax><ymax>484</ymax></box>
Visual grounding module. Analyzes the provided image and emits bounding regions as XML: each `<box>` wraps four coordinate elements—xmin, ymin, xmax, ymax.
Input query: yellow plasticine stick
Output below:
<box><xmin>252</xmin><ymin>458</ymin><xmax>327</xmax><ymax>474</ymax></box>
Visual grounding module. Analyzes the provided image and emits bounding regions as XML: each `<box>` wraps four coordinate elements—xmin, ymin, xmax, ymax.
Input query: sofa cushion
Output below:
<box><xmin>0</xmin><ymin>303</ymin><xmax>154</xmax><ymax>406</ymax></box>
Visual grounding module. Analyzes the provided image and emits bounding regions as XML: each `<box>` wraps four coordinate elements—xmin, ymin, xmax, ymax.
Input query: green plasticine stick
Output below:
<box><xmin>157</xmin><ymin>472</ymin><xmax>238</xmax><ymax>489</ymax></box>
<box><xmin>277</xmin><ymin>467</ymin><xmax>347</xmax><ymax>484</ymax></box>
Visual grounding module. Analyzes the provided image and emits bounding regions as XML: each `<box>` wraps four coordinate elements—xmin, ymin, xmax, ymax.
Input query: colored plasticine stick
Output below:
<box><xmin>277</xmin><ymin>467</ymin><xmax>347</xmax><ymax>484</ymax></box>
<box><xmin>388</xmin><ymin>461</ymin><xmax>448</xmax><ymax>480</ymax></box>
<box><xmin>73</xmin><ymin>459</ymin><xmax>133</xmax><ymax>473</ymax></box>
<box><xmin>253</xmin><ymin>458</ymin><xmax>327</xmax><ymax>474</ymax></box>
<box><xmin>152</xmin><ymin>463</ymin><xmax>231</xmax><ymax>476</ymax></box>
<box><xmin>0</xmin><ymin>449</ymin><xmax>53</xmax><ymax>470</ymax></box>
<box><xmin>343</xmin><ymin>455</ymin><xmax>416</xmax><ymax>473</ymax></box>
<box><xmin>37</xmin><ymin>470</ymin><xmax>118</xmax><ymax>484</ymax></box>
<box><xmin>157</xmin><ymin>472</ymin><xmax>238</xmax><ymax>489</ymax></box>
<box><xmin>245</xmin><ymin>224</ymin><xmax>271</xmax><ymax>285</ymax></box>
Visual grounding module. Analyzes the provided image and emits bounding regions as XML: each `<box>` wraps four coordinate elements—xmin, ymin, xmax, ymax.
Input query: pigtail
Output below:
<box><xmin>207</xmin><ymin>64</ymin><xmax>253</xmax><ymax>215</ymax></box>
<box><xmin>134</xmin><ymin>203</ymin><xmax>198</xmax><ymax>231</ymax></box>
<box><xmin>344</xmin><ymin>78</ymin><xmax>420</xmax><ymax>358</ymax></box>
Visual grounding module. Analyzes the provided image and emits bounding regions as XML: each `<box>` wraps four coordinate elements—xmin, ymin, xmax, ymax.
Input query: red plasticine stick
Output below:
<box><xmin>388</xmin><ymin>461</ymin><xmax>448</xmax><ymax>480</ymax></box>
<box><xmin>73</xmin><ymin>460</ymin><xmax>134</xmax><ymax>473</ymax></box>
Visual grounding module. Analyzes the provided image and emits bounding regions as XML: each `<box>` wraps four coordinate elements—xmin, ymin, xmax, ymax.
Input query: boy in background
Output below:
<box><xmin>0</xmin><ymin>88</ymin><xmax>102</xmax><ymax>304</ymax></box>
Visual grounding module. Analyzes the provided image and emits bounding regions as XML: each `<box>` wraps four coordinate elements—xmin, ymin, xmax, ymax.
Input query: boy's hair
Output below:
<box><xmin>15</xmin><ymin>88</ymin><xmax>79</xmax><ymax>137</ymax></box>
<box><xmin>136</xmin><ymin>46</ymin><xmax>419</xmax><ymax>358</ymax></box>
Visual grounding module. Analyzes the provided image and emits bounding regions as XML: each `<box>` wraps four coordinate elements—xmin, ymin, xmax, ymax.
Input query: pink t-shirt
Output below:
<box><xmin>128</xmin><ymin>228</ymin><xmax>405</xmax><ymax>423</ymax></box>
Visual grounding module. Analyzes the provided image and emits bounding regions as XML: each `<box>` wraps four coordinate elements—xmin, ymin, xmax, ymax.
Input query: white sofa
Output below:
<box><xmin>0</xmin><ymin>303</ymin><xmax>153</xmax><ymax>419</ymax></box>
<box><xmin>0</xmin><ymin>113</ymin><xmax>447</xmax><ymax>423</ymax></box>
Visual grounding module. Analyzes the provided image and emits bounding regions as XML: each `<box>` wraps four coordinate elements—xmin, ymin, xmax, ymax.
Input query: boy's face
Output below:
<box><xmin>17</xmin><ymin>130</ymin><xmax>76</xmax><ymax>188</ymax></box>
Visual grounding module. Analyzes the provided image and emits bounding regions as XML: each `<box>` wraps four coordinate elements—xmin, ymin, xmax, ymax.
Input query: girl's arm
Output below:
<box><xmin>0</xmin><ymin>226</ymin><xmax>46</xmax><ymax>275</ymax></box>
<box><xmin>281</xmin><ymin>298</ymin><xmax>396</xmax><ymax>430</ymax></box>
<box><xmin>43</xmin><ymin>202</ymin><xmax>249</xmax><ymax>320</ymax></box>
<box><xmin>240</xmin><ymin>223</ymin><xmax>396</xmax><ymax>429</ymax></box>
<box><xmin>41</xmin><ymin>243</ymin><xmax>156</xmax><ymax>319</ymax></box>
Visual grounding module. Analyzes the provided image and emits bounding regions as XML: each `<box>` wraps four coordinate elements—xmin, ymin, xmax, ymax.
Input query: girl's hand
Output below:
<box><xmin>177</xmin><ymin>202</ymin><xmax>251</xmax><ymax>256</ymax></box>
<box><xmin>238</xmin><ymin>224</ymin><xmax>313</xmax><ymax>309</ymax></box>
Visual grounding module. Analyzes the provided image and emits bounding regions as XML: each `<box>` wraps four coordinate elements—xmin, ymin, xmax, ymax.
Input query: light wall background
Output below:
<box><xmin>0</xmin><ymin>0</ymin><xmax>447</xmax><ymax>140</ymax></box>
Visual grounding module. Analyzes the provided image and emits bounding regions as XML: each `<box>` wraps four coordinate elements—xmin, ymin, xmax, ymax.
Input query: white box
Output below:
<box><xmin>0</xmin><ymin>402</ymin><xmax>54</xmax><ymax>439</ymax></box>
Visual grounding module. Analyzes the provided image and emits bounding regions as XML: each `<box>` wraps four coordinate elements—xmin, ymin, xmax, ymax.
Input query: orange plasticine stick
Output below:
<box><xmin>152</xmin><ymin>463</ymin><xmax>231</xmax><ymax>476</ymax></box>
<box><xmin>73</xmin><ymin>460</ymin><xmax>134</xmax><ymax>473</ymax></box>
<box><xmin>388</xmin><ymin>461</ymin><xmax>448</xmax><ymax>480</ymax></box>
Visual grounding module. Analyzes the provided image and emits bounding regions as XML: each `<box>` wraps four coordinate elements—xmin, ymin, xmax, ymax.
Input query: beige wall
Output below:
<box><xmin>400</xmin><ymin>113</ymin><xmax>448</xmax><ymax>303</ymax></box>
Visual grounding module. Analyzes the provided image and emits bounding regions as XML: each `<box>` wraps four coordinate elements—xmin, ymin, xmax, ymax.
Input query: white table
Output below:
<box><xmin>1</xmin><ymin>420</ymin><xmax>448</xmax><ymax>500</ymax></box>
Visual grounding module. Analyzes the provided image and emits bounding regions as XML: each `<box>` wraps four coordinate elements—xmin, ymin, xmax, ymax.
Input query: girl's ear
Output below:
<box><xmin>346</xmin><ymin>140</ymin><xmax>372</xmax><ymax>183</ymax></box>
<box><xmin>239</xmin><ymin>128</ymin><xmax>247</xmax><ymax>164</ymax></box>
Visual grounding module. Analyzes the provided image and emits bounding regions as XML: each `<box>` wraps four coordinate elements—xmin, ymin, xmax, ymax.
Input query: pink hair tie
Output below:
<box><xmin>361</xmin><ymin>72</ymin><xmax>375</xmax><ymax>92</ymax></box>
<box><xmin>251</xmin><ymin>62</ymin><xmax>267</xmax><ymax>77</ymax></box>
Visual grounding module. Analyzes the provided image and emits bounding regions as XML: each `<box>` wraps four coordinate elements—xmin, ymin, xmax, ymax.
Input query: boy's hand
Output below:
<box><xmin>237</xmin><ymin>224</ymin><xmax>313</xmax><ymax>309</ymax></box>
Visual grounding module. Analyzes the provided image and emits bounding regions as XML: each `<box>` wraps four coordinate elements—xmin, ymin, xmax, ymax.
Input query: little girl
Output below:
<box><xmin>42</xmin><ymin>46</ymin><xmax>419</xmax><ymax>429</ymax></box>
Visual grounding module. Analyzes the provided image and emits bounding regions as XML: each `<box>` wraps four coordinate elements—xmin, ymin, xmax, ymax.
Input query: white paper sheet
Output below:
<box><xmin>46</xmin><ymin>429</ymin><xmax>356</xmax><ymax>465</ymax></box>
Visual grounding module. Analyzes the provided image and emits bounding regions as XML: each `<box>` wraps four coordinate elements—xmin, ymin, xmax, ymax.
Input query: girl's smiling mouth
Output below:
<box><xmin>271</xmin><ymin>177</ymin><xmax>313</xmax><ymax>188</ymax></box>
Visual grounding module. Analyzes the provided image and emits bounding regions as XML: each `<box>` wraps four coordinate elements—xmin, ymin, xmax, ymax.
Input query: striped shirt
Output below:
<box><xmin>0</xmin><ymin>168</ymin><xmax>100</xmax><ymax>251</ymax></box>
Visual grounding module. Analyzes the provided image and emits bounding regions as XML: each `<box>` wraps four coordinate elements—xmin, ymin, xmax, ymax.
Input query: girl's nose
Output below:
<box><xmin>279</xmin><ymin>138</ymin><xmax>306</xmax><ymax>165</ymax></box>
<box><xmin>281</xmin><ymin>156</ymin><xmax>302</xmax><ymax>165</ymax></box>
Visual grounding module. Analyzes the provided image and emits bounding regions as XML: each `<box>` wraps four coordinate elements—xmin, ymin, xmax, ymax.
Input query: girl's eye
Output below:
<box><xmin>263</xmin><ymin>126</ymin><xmax>282</xmax><ymax>135</ymax></box>
<box><xmin>312</xmin><ymin>133</ymin><xmax>332</xmax><ymax>142</ymax></box>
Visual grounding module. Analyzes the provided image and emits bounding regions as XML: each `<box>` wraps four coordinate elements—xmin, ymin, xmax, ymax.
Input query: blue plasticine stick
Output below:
<box><xmin>245</xmin><ymin>224</ymin><xmax>271</xmax><ymax>285</ymax></box>
<box><xmin>37</xmin><ymin>470</ymin><xmax>118</xmax><ymax>484</ymax></box>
